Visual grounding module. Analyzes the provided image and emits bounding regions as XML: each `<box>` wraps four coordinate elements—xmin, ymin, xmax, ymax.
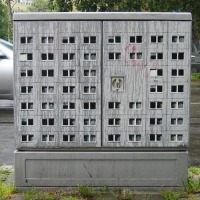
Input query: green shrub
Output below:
<box><xmin>78</xmin><ymin>184</ymin><xmax>95</xmax><ymax>198</ymax></box>
<box><xmin>160</xmin><ymin>189</ymin><xmax>180</xmax><ymax>200</ymax></box>
<box><xmin>185</xmin><ymin>177</ymin><xmax>200</xmax><ymax>194</ymax></box>
<box><xmin>0</xmin><ymin>179</ymin><xmax>16</xmax><ymax>200</ymax></box>
<box><xmin>188</xmin><ymin>167</ymin><xmax>200</xmax><ymax>175</ymax></box>
<box><xmin>191</xmin><ymin>73</ymin><xmax>200</xmax><ymax>81</ymax></box>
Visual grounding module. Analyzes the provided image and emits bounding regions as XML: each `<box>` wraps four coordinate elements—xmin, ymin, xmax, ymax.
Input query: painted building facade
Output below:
<box><xmin>14</xmin><ymin>12</ymin><xmax>191</xmax><ymax>149</ymax></box>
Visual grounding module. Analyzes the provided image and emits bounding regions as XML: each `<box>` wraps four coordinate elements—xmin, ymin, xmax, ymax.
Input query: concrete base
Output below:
<box><xmin>15</xmin><ymin>151</ymin><xmax>188</xmax><ymax>188</ymax></box>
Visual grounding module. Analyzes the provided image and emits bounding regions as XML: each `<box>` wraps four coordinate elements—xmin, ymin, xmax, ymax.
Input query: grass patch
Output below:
<box><xmin>111</xmin><ymin>188</ymin><xmax>135</xmax><ymax>200</ymax></box>
<box><xmin>78</xmin><ymin>185</ymin><xmax>97</xmax><ymax>199</ymax></box>
<box><xmin>189</xmin><ymin>166</ymin><xmax>200</xmax><ymax>175</ymax></box>
<box><xmin>160</xmin><ymin>189</ymin><xmax>180</xmax><ymax>200</ymax></box>
<box><xmin>185</xmin><ymin>177</ymin><xmax>200</xmax><ymax>194</ymax></box>
<box><xmin>0</xmin><ymin>179</ymin><xmax>16</xmax><ymax>200</ymax></box>
<box><xmin>191</xmin><ymin>73</ymin><xmax>200</xmax><ymax>81</ymax></box>
<box><xmin>24</xmin><ymin>188</ymin><xmax>85</xmax><ymax>200</ymax></box>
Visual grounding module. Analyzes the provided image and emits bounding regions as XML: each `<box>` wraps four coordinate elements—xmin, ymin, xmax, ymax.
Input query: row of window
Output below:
<box><xmin>19</xmin><ymin>85</ymin><xmax>185</xmax><ymax>95</ymax></box>
<box><xmin>150</xmin><ymin>85</ymin><xmax>184</xmax><ymax>93</ymax></box>
<box><xmin>19</xmin><ymin>52</ymin><xmax>186</xmax><ymax>61</ymax></box>
<box><xmin>20</xmin><ymin>35</ymin><xmax>185</xmax><ymax>45</ymax></box>
<box><xmin>20</xmin><ymin>69</ymin><xmax>185</xmax><ymax>78</ymax></box>
<box><xmin>20</xmin><ymin>117</ymin><xmax>184</xmax><ymax>126</ymax></box>
<box><xmin>20</xmin><ymin>101</ymin><xmax>184</xmax><ymax>110</ymax></box>
<box><xmin>21</xmin><ymin>133</ymin><xmax>184</xmax><ymax>143</ymax></box>
<box><xmin>20</xmin><ymin>69</ymin><xmax>97</xmax><ymax>77</ymax></box>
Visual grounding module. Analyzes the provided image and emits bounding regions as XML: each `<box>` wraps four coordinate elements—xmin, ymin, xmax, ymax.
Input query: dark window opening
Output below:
<box><xmin>178</xmin><ymin>53</ymin><xmax>184</xmax><ymax>60</ymax></box>
<box><xmin>172</xmin><ymin>53</ymin><xmax>177</xmax><ymax>60</ymax></box>
<box><xmin>20</xmin><ymin>37</ymin><xmax>26</xmax><ymax>43</ymax></box>
<box><xmin>91</xmin><ymin>36</ymin><xmax>96</xmax><ymax>43</ymax></box>
<box><xmin>63</xmin><ymin>53</ymin><xmax>68</xmax><ymax>60</ymax></box>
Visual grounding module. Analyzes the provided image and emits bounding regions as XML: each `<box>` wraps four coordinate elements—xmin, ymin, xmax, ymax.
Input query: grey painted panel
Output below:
<box><xmin>15</xmin><ymin>151</ymin><xmax>188</xmax><ymax>187</ymax></box>
<box><xmin>168</xmin><ymin>21</ymin><xmax>191</xmax><ymax>34</ymax></box>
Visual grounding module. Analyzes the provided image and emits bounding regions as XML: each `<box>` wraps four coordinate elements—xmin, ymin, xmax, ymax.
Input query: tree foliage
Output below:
<box><xmin>28</xmin><ymin>0</ymin><xmax>49</xmax><ymax>12</ymax></box>
<box><xmin>48</xmin><ymin>0</ymin><xmax>73</xmax><ymax>12</ymax></box>
<box><xmin>74</xmin><ymin>0</ymin><xmax>200</xmax><ymax>40</ymax></box>
<box><xmin>0</xmin><ymin>0</ymin><xmax>8</xmax><ymax>40</ymax></box>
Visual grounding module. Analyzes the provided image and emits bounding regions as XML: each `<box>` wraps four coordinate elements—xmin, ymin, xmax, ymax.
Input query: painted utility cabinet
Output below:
<box><xmin>14</xmin><ymin>12</ymin><xmax>191</xmax><ymax>188</ymax></box>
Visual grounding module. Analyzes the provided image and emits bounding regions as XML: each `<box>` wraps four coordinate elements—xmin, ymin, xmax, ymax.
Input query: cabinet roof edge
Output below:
<box><xmin>13</xmin><ymin>12</ymin><xmax>192</xmax><ymax>21</ymax></box>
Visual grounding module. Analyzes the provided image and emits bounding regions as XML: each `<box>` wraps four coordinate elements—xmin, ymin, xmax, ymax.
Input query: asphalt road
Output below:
<box><xmin>0</xmin><ymin>81</ymin><xmax>200</xmax><ymax>166</ymax></box>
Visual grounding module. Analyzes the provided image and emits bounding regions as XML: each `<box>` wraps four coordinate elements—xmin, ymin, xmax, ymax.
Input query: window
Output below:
<box><xmin>84</xmin><ymin>53</ymin><xmax>96</xmax><ymax>61</ymax></box>
<box><xmin>21</xmin><ymin>118</ymin><xmax>33</xmax><ymax>126</ymax></box>
<box><xmin>84</xmin><ymin>36</ymin><xmax>96</xmax><ymax>43</ymax></box>
<box><xmin>63</xmin><ymin>134</ymin><xmax>75</xmax><ymax>142</ymax></box>
<box><xmin>130</xmin><ymin>36</ymin><xmax>142</xmax><ymax>43</ymax></box>
<box><xmin>171</xmin><ymin>101</ymin><xmax>184</xmax><ymax>109</ymax></box>
<box><xmin>171</xmin><ymin>69</ymin><xmax>184</xmax><ymax>76</ymax></box>
<box><xmin>172</xmin><ymin>36</ymin><xmax>184</xmax><ymax>43</ymax></box>
<box><xmin>63</xmin><ymin>118</ymin><xmax>75</xmax><ymax>126</ymax></box>
<box><xmin>109</xmin><ymin>52</ymin><xmax>121</xmax><ymax>60</ymax></box>
<box><xmin>21</xmin><ymin>102</ymin><xmax>33</xmax><ymax>110</ymax></box>
<box><xmin>150</xmin><ymin>102</ymin><xmax>162</xmax><ymax>109</ymax></box>
<box><xmin>63</xmin><ymin>102</ymin><xmax>75</xmax><ymax>110</ymax></box>
<box><xmin>63</xmin><ymin>53</ymin><xmax>75</xmax><ymax>60</ymax></box>
<box><xmin>83</xmin><ymin>69</ymin><xmax>96</xmax><ymax>77</ymax></box>
<box><xmin>150</xmin><ymin>118</ymin><xmax>162</xmax><ymax>125</ymax></box>
<box><xmin>63</xmin><ymin>70</ymin><xmax>75</xmax><ymax>77</ymax></box>
<box><xmin>150</xmin><ymin>69</ymin><xmax>163</xmax><ymax>77</ymax></box>
<box><xmin>41</xmin><ymin>37</ymin><xmax>54</xmax><ymax>43</ymax></box>
<box><xmin>129</xmin><ymin>102</ymin><xmax>142</xmax><ymax>109</ymax></box>
<box><xmin>171</xmin><ymin>85</ymin><xmax>184</xmax><ymax>93</ymax></box>
<box><xmin>83</xmin><ymin>102</ymin><xmax>96</xmax><ymax>110</ymax></box>
<box><xmin>83</xmin><ymin>86</ymin><xmax>96</xmax><ymax>94</ymax></box>
<box><xmin>171</xmin><ymin>118</ymin><xmax>183</xmax><ymax>125</ymax></box>
<box><xmin>172</xmin><ymin>52</ymin><xmax>184</xmax><ymax>60</ymax></box>
<box><xmin>108</xmin><ymin>36</ymin><xmax>121</xmax><ymax>43</ymax></box>
<box><xmin>21</xmin><ymin>86</ymin><xmax>33</xmax><ymax>94</ymax></box>
<box><xmin>42</xmin><ymin>118</ymin><xmax>54</xmax><ymax>126</ymax></box>
<box><xmin>41</xmin><ymin>70</ymin><xmax>54</xmax><ymax>77</ymax></box>
<box><xmin>130</xmin><ymin>52</ymin><xmax>142</xmax><ymax>60</ymax></box>
<box><xmin>108</xmin><ymin>134</ymin><xmax>121</xmax><ymax>142</ymax></box>
<box><xmin>20</xmin><ymin>70</ymin><xmax>33</xmax><ymax>77</ymax></box>
<box><xmin>42</xmin><ymin>86</ymin><xmax>54</xmax><ymax>94</ymax></box>
<box><xmin>150</xmin><ymin>85</ymin><xmax>163</xmax><ymax>93</ymax></box>
<box><xmin>62</xmin><ymin>36</ymin><xmax>75</xmax><ymax>44</ymax></box>
<box><xmin>151</xmin><ymin>36</ymin><xmax>163</xmax><ymax>43</ymax></box>
<box><xmin>129</xmin><ymin>118</ymin><xmax>142</xmax><ymax>126</ymax></box>
<box><xmin>129</xmin><ymin>134</ymin><xmax>141</xmax><ymax>142</ymax></box>
<box><xmin>84</xmin><ymin>118</ymin><xmax>96</xmax><ymax>126</ymax></box>
<box><xmin>108</xmin><ymin>102</ymin><xmax>121</xmax><ymax>109</ymax></box>
<box><xmin>41</xmin><ymin>102</ymin><xmax>54</xmax><ymax>110</ymax></box>
<box><xmin>150</xmin><ymin>53</ymin><xmax>163</xmax><ymax>60</ymax></box>
<box><xmin>20</xmin><ymin>53</ymin><xmax>33</xmax><ymax>61</ymax></box>
<box><xmin>171</xmin><ymin>134</ymin><xmax>183</xmax><ymax>142</ymax></box>
<box><xmin>41</xmin><ymin>53</ymin><xmax>54</xmax><ymax>60</ymax></box>
<box><xmin>150</xmin><ymin>134</ymin><xmax>162</xmax><ymax>142</ymax></box>
<box><xmin>108</xmin><ymin>118</ymin><xmax>120</xmax><ymax>126</ymax></box>
<box><xmin>42</xmin><ymin>135</ymin><xmax>54</xmax><ymax>142</ymax></box>
<box><xmin>83</xmin><ymin>134</ymin><xmax>96</xmax><ymax>142</ymax></box>
<box><xmin>20</xmin><ymin>36</ymin><xmax>33</xmax><ymax>44</ymax></box>
<box><xmin>63</xmin><ymin>86</ymin><xmax>75</xmax><ymax>94</ymax></box>
<box><xmin>21</xmin><ymin>134</ymin><xmax>34</xmax><ymax>142</ymax></box>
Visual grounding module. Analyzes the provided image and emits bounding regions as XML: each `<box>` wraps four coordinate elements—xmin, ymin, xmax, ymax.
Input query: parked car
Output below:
<box><xmin>0</xmin><ymin>39</ymin><xmax>13</xmax><ymax>100</ymax></box>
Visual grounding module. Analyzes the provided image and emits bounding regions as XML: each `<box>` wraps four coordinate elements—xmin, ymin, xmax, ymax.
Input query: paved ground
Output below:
<box><xmin>0</xmin><ymin>81</ymin><xmax>200</xmax><ymax>166</ymax></box>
